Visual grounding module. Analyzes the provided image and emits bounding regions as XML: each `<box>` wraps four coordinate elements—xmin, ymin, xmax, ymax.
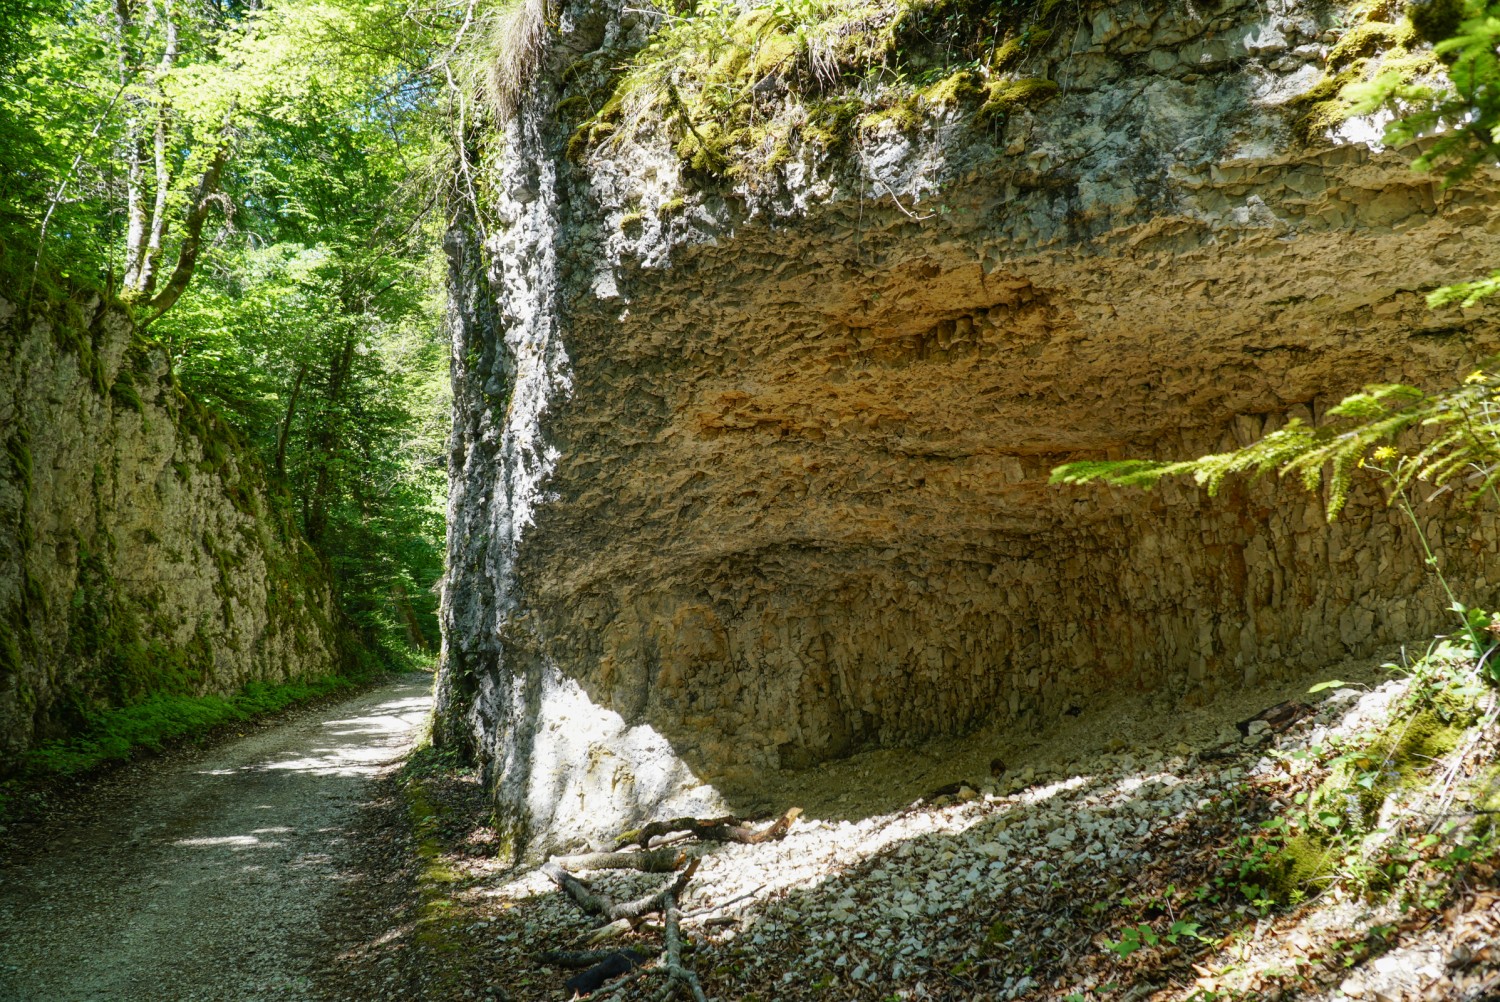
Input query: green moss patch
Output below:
<box><xmin>560</xmin><ymin>0</ymin><xmax>1070</xmax><ymax>179</ymax></box>
<box><xmin>4</xmin><ymin>673</ymin><xmax>360</xmax><ymax>805</ymax></box>
<box><xmin>1256</xmin><ymin>698</ymin><xmax>1476</xmax><ymax>902</ymax></box>
<box><xmin>1288</xmin><ymin>7</ymin><xmax>1441</xmax><ymax>144</ymax></box>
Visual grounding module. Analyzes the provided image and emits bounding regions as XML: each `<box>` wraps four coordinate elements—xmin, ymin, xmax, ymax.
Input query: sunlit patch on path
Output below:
<box><xmin>0</xmin><ymin>674</ymin><xmax>432</xmax><ymax>1002</ymax></box>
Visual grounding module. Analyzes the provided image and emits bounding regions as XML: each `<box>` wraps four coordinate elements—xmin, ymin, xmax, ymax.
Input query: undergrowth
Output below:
<box><xmin>1077</xmin><ymin>648</ymin><xmax>1500</xmax><ymax>1000</ymax></box>
<box><xmin>1236</xmin><ymin>647</ymin><xmax>1494</xmax><ymax>913</ymax></box>
<box><xmin>0</xmin><ymin>673</ymin><xmax>364</xmax><ymax>821</ymax></box>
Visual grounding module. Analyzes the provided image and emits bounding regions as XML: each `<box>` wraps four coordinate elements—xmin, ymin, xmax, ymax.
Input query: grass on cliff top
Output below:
<box><xmin>561</xmin><ymin>0</ymin><xmax>1070</xmax><ymax>179</ymax></box>
<box><xmin>0</xmin><ymin>673</ymin><xmax>366</xmax><ymax>822</ymax></box>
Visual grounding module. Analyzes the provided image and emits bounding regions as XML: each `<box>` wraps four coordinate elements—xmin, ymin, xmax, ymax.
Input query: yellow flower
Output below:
<box><xmin>1465</xmin><ymin>370</ymin><xmax>1488</xmax><ymax>384</ymax></box>
<box><xmin>1371</xmin><ymin>446</ymin><xmax>1398</xmax><ymax>461</ymax></box>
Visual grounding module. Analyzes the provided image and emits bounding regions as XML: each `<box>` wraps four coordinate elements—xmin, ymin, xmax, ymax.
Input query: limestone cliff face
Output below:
<box><xmin>0</xmin><ymin>294</ymin><xmax>345</xmax><ymax>770</ymax></box>
<box><xmin>439</xmin><ymin>0</ymin><xmax>1500</xmax><ymax>856</ymax></box>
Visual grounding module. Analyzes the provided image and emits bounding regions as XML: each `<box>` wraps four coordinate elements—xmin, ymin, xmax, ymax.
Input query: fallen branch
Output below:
<box><xmin>544</xmin><ymin>858</ymin><xmax>702</xmax><ymax>924</ymax></box>
<box><xmin>562</xmin><ymin>950</ymin><xmax>653</xmax><ymax>996</ymax></box>
<box><xmin>615</xmin><ymin>807</ymin><xmax>802</xmax><ymax>850</ymax></box>
<box><xmin>682</xmin><ymin>882</ymin><xmax>766</xmax><ymax>922</ymax></box>
<box><xmin>653</xmin><ymin>882</ymin><xmax>709</xmax><ymax>1002</ymax></box>
<box><xmin>552</xmin><ymin>848</ymin><xmax>686</xmax><ymax>873</ymax></box>
<box><xmin>579</xmin><ymin>917</ymin><xmax>654</xmax><ymax>948</ymax></box>
<box><xmin>601</xmin><ymin>964</ymin><xmax>659</xmax><ymax>1002</ymax></box>
<box><xmin>539</xmin><ymin>948</ymin><xmax>656</xmax><ymax>969</ymax></box>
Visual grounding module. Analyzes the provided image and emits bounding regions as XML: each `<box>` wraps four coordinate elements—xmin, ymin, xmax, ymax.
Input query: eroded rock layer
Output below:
<box><xmin>0</xmin><ymin>295</ymin><xmax>344</xmax><ymax>769</ymax></box>
<box><xmin>438</xmin><ymin>0</ymin><xmax>1500</xmax><ymax>855</ymax></box>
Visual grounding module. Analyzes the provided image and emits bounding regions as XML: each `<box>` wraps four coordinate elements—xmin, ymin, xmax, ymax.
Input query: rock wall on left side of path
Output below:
<box><xmin>0</xmin><ymin>292</ymin><xmax>346</xmax><ymax>771</ymax></box>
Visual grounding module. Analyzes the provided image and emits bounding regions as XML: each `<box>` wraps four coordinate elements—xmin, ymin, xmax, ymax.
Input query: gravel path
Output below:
<box><xmin>0</xmin><ymin>674</ymin><xmax>432</xmax><ymax>1002</ymax></box>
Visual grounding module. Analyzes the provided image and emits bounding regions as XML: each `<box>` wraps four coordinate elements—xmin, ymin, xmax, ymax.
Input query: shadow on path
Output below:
<box><xmin>0</xmin><ymin>675</ymin><xmax>432</xmax><ymax>1002</ymax></box>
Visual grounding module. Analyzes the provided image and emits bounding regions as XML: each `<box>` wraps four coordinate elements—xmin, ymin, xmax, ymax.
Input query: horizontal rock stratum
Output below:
<box><xmin>436</xmin><ymin>0</ymin><xmax>1500</xmax><ymax>856</ymax></box>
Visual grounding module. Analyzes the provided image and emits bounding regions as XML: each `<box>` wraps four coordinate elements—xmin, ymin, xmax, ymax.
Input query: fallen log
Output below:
<box><xmin>654</xmin><ymin>879</ymin><xmax>708</xmax><ymax>1002</ymax></box>
<box><xmin>551</xmin><ymin>848</ymin><xmax>685</xmax><ymax>873</ymax></box>
<box><xmin>614</xmin><ymin>807</ymin><xmax>802</xmax><ymax>850</ymax></box>
<box><xmin>562</xmin><ymin>950</ymin><xmax>653</xmax><ymax>996</ymax></box>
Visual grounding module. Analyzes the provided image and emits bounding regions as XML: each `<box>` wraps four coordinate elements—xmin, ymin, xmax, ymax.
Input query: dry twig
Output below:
<box><xmin>544</xmin><ymin>858</ymin><xmax>702</xmax><ymax>924</ymax></box>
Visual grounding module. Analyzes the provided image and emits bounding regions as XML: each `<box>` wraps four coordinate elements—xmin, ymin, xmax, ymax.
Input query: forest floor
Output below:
<box><xmin>0</xmin><ymin>673</ymin><xmax>433</xmax><ymax>1001</ymax></box>
<box><xmin>313</xmin><ymin>648</ymin><xmax>1500</xmax><ymax>1002</ymax></box>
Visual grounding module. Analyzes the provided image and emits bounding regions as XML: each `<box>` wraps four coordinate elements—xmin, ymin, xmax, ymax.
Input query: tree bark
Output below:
<box><xmin>139</xmin><ymin>0</ymin><xmax>179</xmax><ymax>295</ymax></box>
<box><xmin>303</xmin><ymin>330</ymin><xmax>357</xmax><ymax>544</ymax></box>
<box><xmin>542</xmin><ymin>857</ymin><xmax>700</xmax><ymax>924</ymax></box>
<box><xmin>614</xmin><ymin>808</ymin><xmax>802</xmax><ymax>851</ymax></box>
<box><xmin>114</xmin><ymin>0</ymin><xmax>149</xmax><ymax>291</ymax></box>
<box><xmin>550</xmin><ymin>848</ymin><xmax>686</xmax><ymax>873</ymax></box>
<box><xmin>274</xmin><ymin>360</ymin><xmax>307</xmax><ymax>479</ymax></box>
<box><xmin>141</xmin><ymin>137</ymin><xmax>229</xmax><ymax>322</ymax></box>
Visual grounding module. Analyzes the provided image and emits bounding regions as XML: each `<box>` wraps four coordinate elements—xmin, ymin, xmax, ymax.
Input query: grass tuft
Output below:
<box><xmin>1</xmin><ymin>674</ymin><xmax>362</xmax><ymax>819</ymax></box>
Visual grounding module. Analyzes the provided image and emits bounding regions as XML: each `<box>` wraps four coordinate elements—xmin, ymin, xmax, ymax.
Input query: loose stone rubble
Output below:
<box><xmin>344</xmin><ymin>651</ymin><xmax>1498</xmax><ymax>1001</ymax></box>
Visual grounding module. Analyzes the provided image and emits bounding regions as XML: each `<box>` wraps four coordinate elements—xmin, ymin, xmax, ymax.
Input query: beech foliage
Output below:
<box><xmin>1</xmin><ymin>0</ymin><xmax>476</xmax><ymax>661</ymax></box>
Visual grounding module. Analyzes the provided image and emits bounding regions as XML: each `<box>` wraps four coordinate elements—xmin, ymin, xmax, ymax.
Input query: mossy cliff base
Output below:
<box><xmin>438</xmin><ymin>0</ymin><xmax>1500</xmax><ymax>856</ymax></box>
<box><xmin>0</xmin><ymin>293</ymin><xmax>345</xmax><ymax>772</ymax></box>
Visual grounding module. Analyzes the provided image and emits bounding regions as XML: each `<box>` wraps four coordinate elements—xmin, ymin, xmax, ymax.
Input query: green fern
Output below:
<box><xmin>1051</xmin><ymin>374</ymin><xmax>1500</xmax><ymax>521</ymax></box>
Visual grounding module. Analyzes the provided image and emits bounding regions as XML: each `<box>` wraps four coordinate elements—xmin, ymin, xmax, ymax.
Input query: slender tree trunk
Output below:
<box><xmin>390</xmin><ymin>583</ymin><xmax>428</xmax><ymax>651</ymax></box>
<box><xmin>141</xmin><ymin>137</ymin><xmax>230</xmax><ymax>322</ymax></box>
<box><xmin>114</xmin><ymin>0</ymin><xmax>149</xmax><ymax>291</ymax></box>
<box><xmin>275</xmin><ymin>361</ymin><xmax>308</xmax><ymax>479</ymax></box>
<box><xmin>139</xmin><ymin>0</ymin><xmax>178</xmax><ymax>295</ymax></box>
<box><xmin>305</xmin><ymin>331</ymin><xmax>357</xmax><ymax>544</ymax></box>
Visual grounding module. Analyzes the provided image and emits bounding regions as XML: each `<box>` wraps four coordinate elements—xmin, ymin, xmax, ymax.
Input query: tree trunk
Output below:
<box><xmin>390</xmin><ymin>582</ymin><xmax>429</xmax><ymax>651</ymax></box>
<box><xmin>304</xmin><ymin>331</ymin><xmax>357</xmax><ymax>544</ymax></box>
<box><xmin>141</xmin><ymin>138</ymin><xmax>230</xmax><ymax>322</ymax></box>
<box><xmin>274</xmin><ymin>360</ymin><xmax>307</xmax><ymax>479</ymax></box>
<box><xmin>114</xmin><ymin>0</ymin><xmax>149</xmax><ymax>291</ymax></box>
<box><xmin>139</xmin><ymin>0</ymin><xmax>178</xmax><ymax>295</ymax></box>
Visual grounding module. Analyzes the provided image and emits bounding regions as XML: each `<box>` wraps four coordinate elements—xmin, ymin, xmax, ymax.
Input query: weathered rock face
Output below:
<box><xmin>439</xmin><ymin>0</ymin><xmax>1500</xmax><ymax>856</ymax></box>
<box><xmin>0</xmin><ymin>294</ymin><xmax>344</xmax><ymax>770</ymax></box>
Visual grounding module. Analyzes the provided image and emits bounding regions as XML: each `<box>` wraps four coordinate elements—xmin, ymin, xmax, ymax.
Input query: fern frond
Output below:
<box><xmin>1048</xmin><ymin>459</ymin><xmax>1198</xmax><ymax>488</ymax></box>
<box><xmin>1050</xmin><ymin>369</ymin><xmax>1500</xmax><ymax>520</ymax></box>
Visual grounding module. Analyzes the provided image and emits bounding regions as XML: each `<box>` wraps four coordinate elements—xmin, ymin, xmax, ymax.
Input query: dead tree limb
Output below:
<box><xmin>560</xmin><ymin>950</ymin><xmax>655</xmax><ymax>996</ymax></box>
<box><xmin>579</xmin><ymin>917</ymin><xmax>660</xmax><ymax>948</ymax></box>
<box><xmin>543</xmin><ymin>858</ymin><xmax>702</xmax><ymax>924</ymax></box>
<box><xmin>552</xmin><ymin>848</ymin><xmax>685</xmax><ymax>873</ymax></box>
<box><xmin>539</xmin><ymin>948</ymin><xmax>657</xmax><ymax>969</ymax></box>
<box><xmin>652</xmin><ymin>880</ymin><xmax>708</xmax><ymax>1002</ymax></box>
<box><xmin>615</xmin><ymin>807</ymin><xmax>802</xmax><ymax>850</ymax></box>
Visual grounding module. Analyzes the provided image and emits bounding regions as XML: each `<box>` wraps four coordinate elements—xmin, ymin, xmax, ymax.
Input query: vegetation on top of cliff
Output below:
<box><xmin>555</xmin><ymin>0</ymin><xmax>1068</xmax><ymax>180</ymax></box>
<box><xmin>1344</xmin><ymin>0</ymin><xmax>1500</xmax><ymax>179</ymax></box>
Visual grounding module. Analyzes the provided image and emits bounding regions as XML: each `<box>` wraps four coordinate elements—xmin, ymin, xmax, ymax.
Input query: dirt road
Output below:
<box><xmin>0</xmin><ymin>674</ymin><xmax>432</xmax><ymax>1002</ymax></box>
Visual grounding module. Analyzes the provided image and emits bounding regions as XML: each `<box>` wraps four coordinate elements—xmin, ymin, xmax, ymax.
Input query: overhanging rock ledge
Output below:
<box><xmin>436</xmin><ymin>0</ymin><xmax>1500</xmax><ymax>857</ymax></box>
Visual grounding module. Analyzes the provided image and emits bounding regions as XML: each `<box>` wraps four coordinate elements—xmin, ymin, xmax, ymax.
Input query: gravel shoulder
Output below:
<box><xmin>0</xmin><ymin>673</ymin><xmax>432</xmax><ymax>1002</ymax></box>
